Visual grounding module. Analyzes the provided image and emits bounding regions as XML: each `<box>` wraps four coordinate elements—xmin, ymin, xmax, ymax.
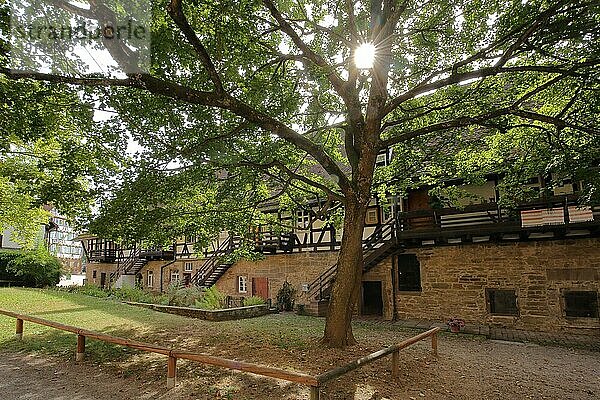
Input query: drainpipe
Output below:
<box><xmin>160</xmin><ymin>244</ymin><xmax>177</xmax><ymax>293</ymax></box>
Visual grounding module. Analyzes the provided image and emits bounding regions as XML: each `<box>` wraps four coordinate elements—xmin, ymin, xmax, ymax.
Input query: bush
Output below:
<box><xmin>109</xmin><ymin>285</ymin><xmax>154</xmax><ymax>303</ymax></box>
<box><xmin>0</xmin><ymin>251</ymin><xmax>20</xmax><ymax>281</ymax></box>
<box><xmin>276</xmin><ymin>281</ymin><xmax>296</xmax><ymax>311</ymax></box>
<box><xmin>2</xmin><ymin>248</ymin><xmax>63</xmax><ymax>287</ymax></box>
<box><xmin>243</xmin><ymin>296</ymin><xmax>266</xmax><ymax>306</ymax></box>
<box><xmin>175</xmin><ymin>285</ymin><xmax>204</xmax><ymax>307</ymax></box>
<box><xmin>195</xmin><ymin>286</ymin><xmax>226</xmax><ymax>310</ymax></box>
<box><xmin>67</xmin><ymin>284</ymin><xmax>110</xmax><ymax>298</ymax></box>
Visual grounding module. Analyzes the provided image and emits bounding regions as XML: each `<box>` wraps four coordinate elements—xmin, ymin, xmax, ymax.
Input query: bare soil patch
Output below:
<box><xmin>2</xmin><ymin>320</ymin><xmax>599</xmax><ymax>400</ymax></box>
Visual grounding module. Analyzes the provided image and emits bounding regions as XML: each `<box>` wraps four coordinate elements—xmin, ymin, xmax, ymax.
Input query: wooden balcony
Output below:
<box><xmin>87</xmin><ymin>249</ymin><xmax>117</xmax><ymax>263</ymax></box>
<box><xmin>397</xmin><ymin>197</ymin><xmax>600</xmax><ymax>245</ymax></box>
<box><xmin>139</xmin><ymin>249</ymin><xmax>175</xmax><ymax>260</ymax></box>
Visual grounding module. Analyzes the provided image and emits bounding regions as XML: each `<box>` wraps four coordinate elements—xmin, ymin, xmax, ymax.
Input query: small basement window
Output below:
<box><xmin>564</xmin><ymin>291</ymin><xmax>598</xmax><ymax>318</ymax></box>
<box><xmin>184</xmin><ymin>261</ymin><xmax>193</xmax><ymax>272</ymax></box>
<box><xmin>487</xmin><ymin>289</ymin><xmax>518</xmax><ymax>316</ymax></box>
<box><xmin>397</xmin><ymin>254</ymin><xmax>421</xmax><ymax>291</ymax></box>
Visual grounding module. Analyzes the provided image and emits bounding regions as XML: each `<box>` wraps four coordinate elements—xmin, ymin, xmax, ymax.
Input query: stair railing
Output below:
<box><xmin>306</xmin><ymin>218</ymin><xmax>396</xmax><ymax>301</ymax></box>
<box><xmin>191</xmin><ymin>236</ymin><xmax>239</xmax><ymax>287</ymax></box>
<box><xmin>110</xmin><ymin>246</ymin><xmax>141</xmax><ymax>285</ymax></box>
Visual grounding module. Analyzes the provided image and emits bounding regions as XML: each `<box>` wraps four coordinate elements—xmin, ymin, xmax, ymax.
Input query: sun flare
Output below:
<box><xmin>354</xmin><ymin>42</ymin><xmax>376</xmax><ymax>69</ymax></box>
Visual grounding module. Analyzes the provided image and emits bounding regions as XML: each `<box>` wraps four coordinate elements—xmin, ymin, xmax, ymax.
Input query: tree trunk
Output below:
<box><xmin>322</xmin><ymin>199</ymin><xmax>368</xmax><ymax>348</ymax></box>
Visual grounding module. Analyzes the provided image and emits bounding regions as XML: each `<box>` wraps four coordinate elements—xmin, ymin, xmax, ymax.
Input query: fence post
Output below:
<box><xmin>76</xmin><ymin>334</ymin><xmax>86</xmax><ymax>362</ymax></box>
<box><xmin>167</xmin><ymin>355</ymin><xmax>177</xmax><ymax>389</ymax></box>
<box><xmin>392</xmin><ymin>349</ymin><xmax>400</xmax><ymax>379</ymax></box>
<box><xmin>431</xmin><ymin>332</ymin><xmax>438</xmax><ymax>357</ymax></box>
<box><xmin>15</xmin><ymin>319</ymin><xmax>23</xmax><ymax>340</ymax></box>
<box><xmin>310</xmin><ymin>386</ymin><xmax>320</xmax><ymax>400</ymax></box>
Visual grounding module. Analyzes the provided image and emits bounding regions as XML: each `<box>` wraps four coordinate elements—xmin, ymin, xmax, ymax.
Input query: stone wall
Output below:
<box><xmin>396</xmin><ymin>238</ymin><xmax>600</xmax><ymax>334</ymax></box>
<box><xmin>362</xmin><ymin>256</ymin><xmax>394</xmax><ymax>321</ymax></box>
<box><xmin>86</xmin><ymin>263</ymin><xmax>116</xmax><ymax>287</ymax></box>
<box><xmin>125</xmin><ymin>301</ymin><xmax>269</xmax><ymax>321</ymax></box>
<box><xmin>215</xmin><ymin>251</ymin><xmax>339</xmax><ymax>303</ymax></box>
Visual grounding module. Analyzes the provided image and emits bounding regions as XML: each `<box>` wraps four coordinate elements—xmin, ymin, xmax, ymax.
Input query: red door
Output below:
<box><xmin>252</xmin><ymin>277</ymin><xmax>269</xmax><ymax>300</ymax></box>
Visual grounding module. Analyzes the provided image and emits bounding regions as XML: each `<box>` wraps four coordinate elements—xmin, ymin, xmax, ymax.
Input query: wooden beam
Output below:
<box><xmin>392</xmin><ymin>350</ymin><xmax>399</xmax><ymax>378</ymax></box>
<box><xmin>310</xmin><ymin>386</ymin><xmax>320</xmax><ymax>400</ymax></box>
<box><xmin>171</xmin><ymin>350</ymin><xmax>319</xmax><ymax>386</ymax></box>
<box><xmin>317</xmin><ymin>327</ymin><xmax>440</xmax><ymax>384</ymax></box>
<box><xmin>15</xmin><ymin>318</ymin><xmax>23</xmax><ymax>340</ymax></box>
<box><xmin>76</xmin><ymin>334</ymin><xmax>85</xmax><ymax>362</ymax></box>
<box><xmin>167</xmin><ymin>355</ymin><xmax>177</xmax><ymax>389</ymax></box>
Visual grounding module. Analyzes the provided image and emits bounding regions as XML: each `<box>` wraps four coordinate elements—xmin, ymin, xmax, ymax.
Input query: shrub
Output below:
<box><xmin>175</xmin><ymin>285</ymin><xmax>204</xmax><ymax>307</ymax></box>
<box><xmin>276</xmin><ymin>281</ymin><xmax>296</xmax><ymax>311</ymax></box>
<box><xmin>243</xmin><ymin>296</ymin><xmax>266</xmax><ymax>306</ymax></box>
<box><xmin>5</xmin><ymin>247</ymin><xmax>63</xmax><ymax>287</ymax></box>
<box><xmin>109</xmin><ymin>285</ymin><xmax>154</xmax><ymax>303</ymax></box>
<box><xmin>71</xmin><ymin>284</ymin><xmax>110</xmax><ymax>298</ymax></box>
<box><xmin>195</xmin><ymin>286</ymin><xmax>226</xmax><ymax>310</ymax></box>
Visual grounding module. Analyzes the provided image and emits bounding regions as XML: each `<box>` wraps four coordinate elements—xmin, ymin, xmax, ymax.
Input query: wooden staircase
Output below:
<box><xmin>305</xmin><ymin>219</ymin><xmax>399</xmax><ymax>310</ymax></box>
<box><xmin>110</xmin><ymin>247</ymin><xmax>148</xmax><ymax>288</ymax></box>
<box><xmin>191</xmin><ymin>236</ymin><xmax>241</xmax><ymax>288</ymax></box>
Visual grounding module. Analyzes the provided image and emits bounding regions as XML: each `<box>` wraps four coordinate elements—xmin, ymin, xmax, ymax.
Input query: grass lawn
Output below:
<box><xmin>1</xmin><ymin>287</ymin><xmax>414</xmax><ymax>362</ymax></box>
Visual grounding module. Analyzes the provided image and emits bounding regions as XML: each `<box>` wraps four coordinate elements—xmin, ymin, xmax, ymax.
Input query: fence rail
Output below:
<box><xmin>0</xmin><ymin>309</ymin><xmax>440</xmax><ymax>399</ymax></box>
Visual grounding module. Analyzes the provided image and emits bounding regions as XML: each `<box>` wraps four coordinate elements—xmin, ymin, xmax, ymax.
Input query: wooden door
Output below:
<box><xmin>100</xmin><ymin>272</ymin><xmax>106</xmax><ymax>289</ymax></box>
<box><xmin>406</xmin><ymin>189</ymin><xmax>434</xmax><ymax>228</ymax></box>
<box><xmin>361</xmin><ymin>281</ymin><xmax>383</xmax><ymax>316</ymax></box>
<box><xmin>252</xmin><ymin>277</ymin><xmax>269</xmax><ymax>300</ymax></box>
<box><xmin>407</xmin><ymin>189</ymin><xmax>430</xmax><ymax>210</ymax></box>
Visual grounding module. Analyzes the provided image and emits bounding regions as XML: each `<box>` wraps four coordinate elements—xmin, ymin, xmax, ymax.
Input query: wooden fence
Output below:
<box><xmin>0</xmin><ymin>309</ymin><xmax>440</xmax><ymax>399</ymax></box>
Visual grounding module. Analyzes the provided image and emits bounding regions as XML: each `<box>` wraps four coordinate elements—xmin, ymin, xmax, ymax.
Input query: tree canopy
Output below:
<box><xmin>1</xmin><ymin>0</ymin><xmax>599</xmax><ymax>346</ymax></box>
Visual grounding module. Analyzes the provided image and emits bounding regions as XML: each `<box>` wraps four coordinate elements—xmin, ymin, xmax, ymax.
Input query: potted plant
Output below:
<box><xmin>447</xmin><ymin>317</ymin><xmax>465</xmax><ymax>333</ymax></box>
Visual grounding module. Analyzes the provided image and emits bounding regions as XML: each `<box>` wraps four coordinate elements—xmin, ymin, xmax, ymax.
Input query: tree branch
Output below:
<box><xmin>384</xmin><ymin>62</ymin><xmax>599</xmax><ymax>115</ymax></box>
<box><xmin>167</xmin><ymin>0</ymin><xmax>224</xmax><ymax>93</ymax></box>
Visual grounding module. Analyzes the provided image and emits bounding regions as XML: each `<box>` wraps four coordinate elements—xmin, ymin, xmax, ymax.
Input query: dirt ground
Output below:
<box><xmin>1</xmin><ymin>333</ymin><xmax>599</xmax><ymax>400</ymax></box>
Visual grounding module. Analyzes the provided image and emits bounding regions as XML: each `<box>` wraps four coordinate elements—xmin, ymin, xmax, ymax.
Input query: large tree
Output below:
<box><xmin>2</xmin><ymin>0</ymin><xmax>599</xmax><ymax>346</ymax></box>
<box><xmin>0</xmin><ymin>75</ymin><xmax>119</xmax><ymax>246</ymax></box>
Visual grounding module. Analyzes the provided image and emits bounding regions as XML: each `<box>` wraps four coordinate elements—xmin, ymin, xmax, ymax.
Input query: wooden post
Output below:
<box><xmin>310</xmin><ymin>386</ymin><xmax>320</xmax><ymax>400</ymax></box>
<box><xmin>391</xmin><ymin>350</ymin><xmax>400</xmax><ymax>379</ymax></box>
<box><xmin>76</xmin><ymin>334</ymin><xmax>85</xmax><ymax>362</ymax></box>
<box><xmin>167</xmin><ymin>355</ymin><xmax>177</xmax><ymax>389</ymax></box>
<box><xmin>431</xmin><ymin>333</ymin><xmax>438</xmax><ymax>357</ymax></box>
<box><xmin>15</xmin><ymin>319</ymin><xmax>23</xmax><ymax>340</ymax></box>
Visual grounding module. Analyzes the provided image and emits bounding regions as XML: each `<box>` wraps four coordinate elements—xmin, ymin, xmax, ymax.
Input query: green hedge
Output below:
<box><xmin>0</xmin><ymin>248</ymin><xmax>62</xmax><ymax>287</ymax></box>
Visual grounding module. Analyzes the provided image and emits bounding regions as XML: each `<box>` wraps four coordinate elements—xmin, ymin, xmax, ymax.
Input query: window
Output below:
<box><xmin>487</xmin><ymin>289</ymin><xmax>519</xmax><ymax>316</ymax></box>
<box><xmin>564</xmin><ymin>291</ymin><xmax>598</xmax><ymax>318</ymax></box>
<box><xmin>92</xmin><ymin>270</ymin><xmax>97</xmax><ymax>279</ymax></box>
<box><xmin>397</xmin><ymin>254</ymin><xmax>421</xmax><ymax>291</ymax></box>
<box><xmin>147</xmin><ymin>271</ymin><xmax>154</xmax><ymax>288</ymax></box>
<box><xmin>184</xmin><ymin>262</ymin><xmax>193</xmax><ymax>272</ymax></box>
<box><xmin>296</xmin><ymin>210</ymin><xmax>310</xmax><ymax>229</ymax></box>
<box><xmin>238</xmin><ymin>276</ymin><xmax>248</xmax><ymax>293</ymax></box>
<box><xmin>365</xmin><ymin>208</ymin><xmax>379</xmax><ymax>225</ymax></box>
<box><xmin>375</xmin><ymin>152</ymin><xmax>388</xmax><ymax>167</ymax></box>
<box><xmin>170</xmin><ymin>270</ymin><xmax>180</xmax><ymax>283</ymax></box>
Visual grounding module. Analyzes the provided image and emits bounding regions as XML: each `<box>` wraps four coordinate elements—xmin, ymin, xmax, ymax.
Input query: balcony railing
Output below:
<box><xmin>397</xmin><ymin>196</ymin><xmax>599</xmax><ymax>240</ymax></box>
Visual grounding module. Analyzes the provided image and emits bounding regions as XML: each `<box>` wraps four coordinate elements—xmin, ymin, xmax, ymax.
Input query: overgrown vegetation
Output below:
<box><xmin>276</xmin><ymin>281</ymin><xmax>296</xmax><ymax>311</ymax></box>
<box><xmin>242</xmin><ymin>296</ymin><xmax>266</xmax><ymax>307</ymax></box>
<box><xmin>0</xmin><ymin>248</ymin><xmax>62</xmax><ymax>287</ymax></box>
<box><xmin>194</xmin><ymin>286</ymin><xmax>226</xmax><ymax>310</ymax></box>
<box><xmin>59</xmin><ymin>283</ymin><xmax>234</xmax><ymax>310</ymax></box>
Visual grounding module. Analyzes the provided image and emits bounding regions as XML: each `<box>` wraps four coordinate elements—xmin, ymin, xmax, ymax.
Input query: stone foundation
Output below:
<box><xmin>396</xmin><ymin>238</ymin><xmax>600</xmax><ymax>335</ymax></box>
